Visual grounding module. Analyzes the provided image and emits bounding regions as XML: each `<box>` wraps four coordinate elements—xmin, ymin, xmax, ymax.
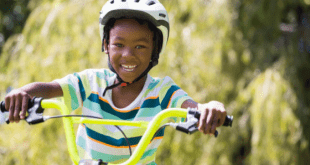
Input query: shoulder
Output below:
<box><xmin>77</xmin><ymin>68</ymin><xmax>115</xmax><ymax>78</ymax></box>
<box><xmin>144</xmin><ymin>76</ymin><xmax>174</xmax><ymax>92</ymax></box>
<box><xmin>73</xmin><ymin>68</ymin><xmax>115</xmax><ymax>83</ymax></box>
<box><xmin>67</xmin><ymin>69</ymin><xmax>116</xmax><ymax>89</ymax></box>
<box><xmin>158</xmin><ymin>76</ymin><xmax>181</xmax><ymax>96</ymax></box>
<box><xmin>142</xmin><ymin>75</ymin><xmax>191</xmax><ymax>109</ymax></box>
<box><xmin>144</xmin><ymin>75</ymin><xmax>180</xmax><ymax>97</ymax></box>
<box><xmin>158</xmin><ymin>76</ymin><xmax>179</xmax><ymax>92</ymax></box>
<box><xmin>148</xmin><ymin>76</ymin><xmax>175</xmax><ymax>89</ymax></box>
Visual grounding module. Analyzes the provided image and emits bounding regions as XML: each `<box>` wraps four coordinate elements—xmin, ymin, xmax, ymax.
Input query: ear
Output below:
<box><xmin>103</xmin><ymin>39</ymin><xmax>109</xmax><ymax>54</ymax></box>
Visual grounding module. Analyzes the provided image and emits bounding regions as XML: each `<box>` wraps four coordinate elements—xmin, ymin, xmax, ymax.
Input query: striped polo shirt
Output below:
<box><xmin>54</xmin><ymin>69</ymin><xmax>191</xmax><ymax>165</ymax></box>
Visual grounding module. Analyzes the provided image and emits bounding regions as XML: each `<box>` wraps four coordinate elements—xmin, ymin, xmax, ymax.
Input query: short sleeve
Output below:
<box><xmin>159</xmin><ymin>76</ymin><xmax>192</xmax><ymax>109</ymax></box>
<box><xmin>53</xmin><ymin>72</ymin><xmax>85</xmax><ymax>112</ymax></box>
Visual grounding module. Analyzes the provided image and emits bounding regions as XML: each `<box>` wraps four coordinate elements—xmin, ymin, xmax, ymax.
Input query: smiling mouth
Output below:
<box><xmin>121</xmin><ymin>65</ymin><xmax>137</xmax><ymax>72</ymax></box>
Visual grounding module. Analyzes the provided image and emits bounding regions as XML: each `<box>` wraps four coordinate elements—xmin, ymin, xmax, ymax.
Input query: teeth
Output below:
<box><xmin>121</xmin><ymin>65</ymin><xmax>136</xmax><ymax>72</ymax></box>
<box><xmin>122</xmin><ymin>65</ymin><xmax>136</xmax><ymax>69</ymax></box>
<box><xmin>124</xmin><ymin>68</ymin><xmax>134</xmax><ymax>71</ymax></box>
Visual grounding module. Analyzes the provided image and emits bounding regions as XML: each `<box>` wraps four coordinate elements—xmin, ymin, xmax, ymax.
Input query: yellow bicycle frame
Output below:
<box><xmin>41</xmin><ymin>99</ymin><xmax>188</xmax><ymax>165</ymax></box>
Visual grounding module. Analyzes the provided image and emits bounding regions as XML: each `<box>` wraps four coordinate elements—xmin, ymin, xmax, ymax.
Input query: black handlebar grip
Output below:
<box><xmin>0</xmin><ymin>101</ymin><xmax>6</xmax><ymax>113</ymax></box>
<box><xmin>0</xmin><ymin>99</ymin><xmax>36</xmax><ymax>124</ymax></box>
<box><xmin>223</xmin><ymin>115</ymin><xmax>233</xmax><ymax>127</ymax></box>
<box><xmin>0</xmin><ymin>99</ymin><xmax>34</xmax><ymax>112</ymax></box>
<box><xmin>0</xmin><ymin>101</ymin><xmax>10</xmax><ymax>124</ymax></box>
<box><xmin>192</xmin><ymin>110</ymin><xmax>233</xmax><ymax>127</ymax></box>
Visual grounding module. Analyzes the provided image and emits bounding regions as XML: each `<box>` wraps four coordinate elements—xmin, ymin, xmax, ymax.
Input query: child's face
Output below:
<box><xmin>104</xmin><ymin>19</ymin><xmax>154</xmax><ymax>83</ymax></box>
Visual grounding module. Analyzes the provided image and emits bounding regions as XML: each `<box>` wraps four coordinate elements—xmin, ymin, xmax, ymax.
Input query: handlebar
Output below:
<box><xmin>1</xmin><ymin>100</ymin><xmax>6</xmax><ymax>112</ymax></box>
<box><xmin>0</xmin><ymin>97</ymin><xmax>45</xmax><ymax>124</ymax></box>
<box><xmin>1</xmin><ymin>98</ymin><xmax>233</xmax><ymax>165</ymax></box>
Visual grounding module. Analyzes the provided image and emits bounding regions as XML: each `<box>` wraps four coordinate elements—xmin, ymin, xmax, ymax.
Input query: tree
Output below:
<box><xmin>0</xmin><ymin>0</ymin><xmax>30</xmax><ymax>55</ymax></box>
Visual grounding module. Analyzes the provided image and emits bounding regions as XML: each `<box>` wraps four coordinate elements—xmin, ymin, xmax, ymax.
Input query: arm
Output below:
<box><xmin>4</xmin><ymin>82</ymin><xmax>63</xmax><ymax>123</ymax></box>
<box><xmin>181</xmin><ymin>99</ymin><xmax>227</xmax><ymax>135</ymax></box>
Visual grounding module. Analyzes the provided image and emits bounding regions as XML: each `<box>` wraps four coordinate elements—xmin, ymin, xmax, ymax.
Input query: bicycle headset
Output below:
<box><xmin>99</xmin><ymin>0</ymin><xmax>170</xmax><ymax>96</ymax></box>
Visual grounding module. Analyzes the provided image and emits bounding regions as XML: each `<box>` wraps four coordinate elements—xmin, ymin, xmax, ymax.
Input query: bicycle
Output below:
<box><xmin>1</xmin><ymin>97</ymin><xmax>233</xmax><ymax>165</ymax></box>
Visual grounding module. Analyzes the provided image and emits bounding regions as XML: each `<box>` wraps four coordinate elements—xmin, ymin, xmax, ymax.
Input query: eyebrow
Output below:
<box><xmin>113</xmin><ymin>36</ymin><xmax>151</xmax><ymax>43</ymax></box>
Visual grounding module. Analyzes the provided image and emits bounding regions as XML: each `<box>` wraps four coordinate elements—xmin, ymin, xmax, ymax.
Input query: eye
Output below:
<box><xmin>114</xmin><ymin>43</ymin><xmax>123</xmax><ymax>48</ymax></box>
<box><xmin>136</xmin><ymin>45</ymin><xmax>145</xmax><ymax>49</ymax></box>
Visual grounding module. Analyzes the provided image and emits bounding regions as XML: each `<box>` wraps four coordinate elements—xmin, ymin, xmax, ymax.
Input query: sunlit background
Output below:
<box><xmin>0</xmin><ymin>0</ymin><xmax>310</xmax><ymax>164</ymax></box>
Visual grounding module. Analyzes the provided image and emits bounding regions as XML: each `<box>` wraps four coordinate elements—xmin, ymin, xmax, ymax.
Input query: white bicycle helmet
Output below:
<box><xmin>99</xmin><ymin>0</ymin><xmax>170</xmax><ymax>96</ymax></box>
<box><xmin>99</xmin><ymin>0</ymin><xmax>169</xmax><ymax>56</ymax></box>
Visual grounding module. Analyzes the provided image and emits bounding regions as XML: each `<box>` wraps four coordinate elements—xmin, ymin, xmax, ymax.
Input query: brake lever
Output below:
<box><xmin>175</xmin><ymin>108</ymin><xmax>200</xmax><ymax>134</ymax></box>
<box><xmin>25</xmin><ymin>97</ymin><xmax>45</xmax><ymax>125</ymax></box>
<box><xmin>175</xmin><ymin>108</ymin><xmax>233</xmax><ymax>137</ymax></box>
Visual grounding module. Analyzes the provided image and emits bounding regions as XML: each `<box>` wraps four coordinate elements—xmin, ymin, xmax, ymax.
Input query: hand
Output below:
<box><xmin>5</xmin><ymin>89</ymin><xmax>32</xmax><ymax>123</ymax></box>
<box><xmin>197</xmin><ymin>101</ymin><xmax>227</xmax><ymax>135</ymax></box>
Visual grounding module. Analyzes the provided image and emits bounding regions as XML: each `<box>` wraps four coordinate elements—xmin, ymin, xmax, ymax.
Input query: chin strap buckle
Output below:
<box><xmin>120</xmin><ymin>82</ymin><xmax>132</xmax><ymax>87</ymax></box>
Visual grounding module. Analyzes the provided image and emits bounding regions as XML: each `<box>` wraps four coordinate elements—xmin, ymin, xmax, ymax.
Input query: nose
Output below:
<box><xmin>123</xmin><ymin>47</ymin><xmax>135</xmax><ymax>57</ymax></box>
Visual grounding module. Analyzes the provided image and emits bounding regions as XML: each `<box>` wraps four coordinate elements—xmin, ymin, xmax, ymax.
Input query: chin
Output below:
<box><xmin>118</xmin><ymin>75</ymin><xmax>136</xmax><ymax>83</ymax></box>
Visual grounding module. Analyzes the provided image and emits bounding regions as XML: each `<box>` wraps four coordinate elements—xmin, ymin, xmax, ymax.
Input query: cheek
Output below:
<box><xmin>109</xmin><ymin>54</ymin><xmax>118</xmax><ymax>65</ymax></box>
<box><xmin>108</xmin><ymin>51</ymin><xmax>120</xmax><ymax>66</ymax></box>
<box><xmin>138</xmin><ymin>50</ymin><xmax>153</xmax><ymax>61</ymax></box>
<box><xmin>137</xmin><ymin>55</ymin><xmax>151</xmax><ymax>67</ymax></box>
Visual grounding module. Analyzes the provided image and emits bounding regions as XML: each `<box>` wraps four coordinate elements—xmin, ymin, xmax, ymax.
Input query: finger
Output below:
<box><xmin>8</xmin><ymin>97</ymin><xmax>15</xmax><ymax>123</ymax></box>
<box><xmin>210</xmin><ymin>111</ymin><xmax>219</xmax><ymax>134</ymax></box>
<box><xmin>20</xmin><ymin>95</ymin><xmax>29</xmax><ymax>120</ymax></box>
<box><xmin>198</xmin><ymin>107</ymin><xmax>208</xmax><ymax>134</ymax></box>
<box><xmin>14</xmin><ymin>95</ymin><xmax>21</xmax><ymax>123</ymax></box>
<box><xmin>205</xmin><ymin>109</ymin><xmax>214</xmax><ymax>134</ymax></box>
<box><xmin>218</xmin><ymin>108</ymin><xmax>227</xmax><ymax>127</ymax></box>
<box><xmin>5</xmin><ymin>96</ymin><xmax>10</xmax><ymax>112</ymax></box>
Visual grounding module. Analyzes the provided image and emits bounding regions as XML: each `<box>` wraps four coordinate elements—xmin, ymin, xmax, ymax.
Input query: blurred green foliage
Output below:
<box><xmin>0</xmin><ymin>0</ymin><xmax>31</xmax><ymax>55</ymax></box>
<box><xmin>1</xmin><ymin>0</ymin><xmax>310</xmax><ymax>164</ymax></box>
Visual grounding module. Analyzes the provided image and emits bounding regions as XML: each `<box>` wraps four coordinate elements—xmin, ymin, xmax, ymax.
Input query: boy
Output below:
<box><xmin>4</xmin><ymin>0</ymin><xmax>227</xmax><ymax>164</ymax></box>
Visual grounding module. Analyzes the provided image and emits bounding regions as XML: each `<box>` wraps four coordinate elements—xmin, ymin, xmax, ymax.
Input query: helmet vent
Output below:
<box><xmin>159</xmin><ymin>13</ymin><xmax>166</xmax><ymax>18</ymax></box>
<box><xmin>147</xmin><ymin>1</ymin><xmax>155</xmax><ymax>5</ymax></box>
<box><xmin>135</xmin><ymin>0</ymin><xmax>140</xmax><ymax>2</ymax></box>
<box><xmin>122</xmin><ymin>0</ymin><xmax>126</xmax><ymax>2</ymax></box>
<box><xmin>110</xmin><ymin>0</ymin><xmax>114</xmax><ymax>4</ymax></box>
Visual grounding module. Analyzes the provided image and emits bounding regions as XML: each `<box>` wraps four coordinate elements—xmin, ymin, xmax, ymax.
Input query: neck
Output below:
<box><xmin>114</xmin><ymin>75</ymin><xmax>147</xmax><ymax>94</ymax></box>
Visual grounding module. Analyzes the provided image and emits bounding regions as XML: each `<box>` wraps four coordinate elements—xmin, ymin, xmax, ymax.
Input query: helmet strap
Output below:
<box><xmin>102</xmin><ymin>56</ymin><xmax>157</xmax><ymax>96</ymax></box>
